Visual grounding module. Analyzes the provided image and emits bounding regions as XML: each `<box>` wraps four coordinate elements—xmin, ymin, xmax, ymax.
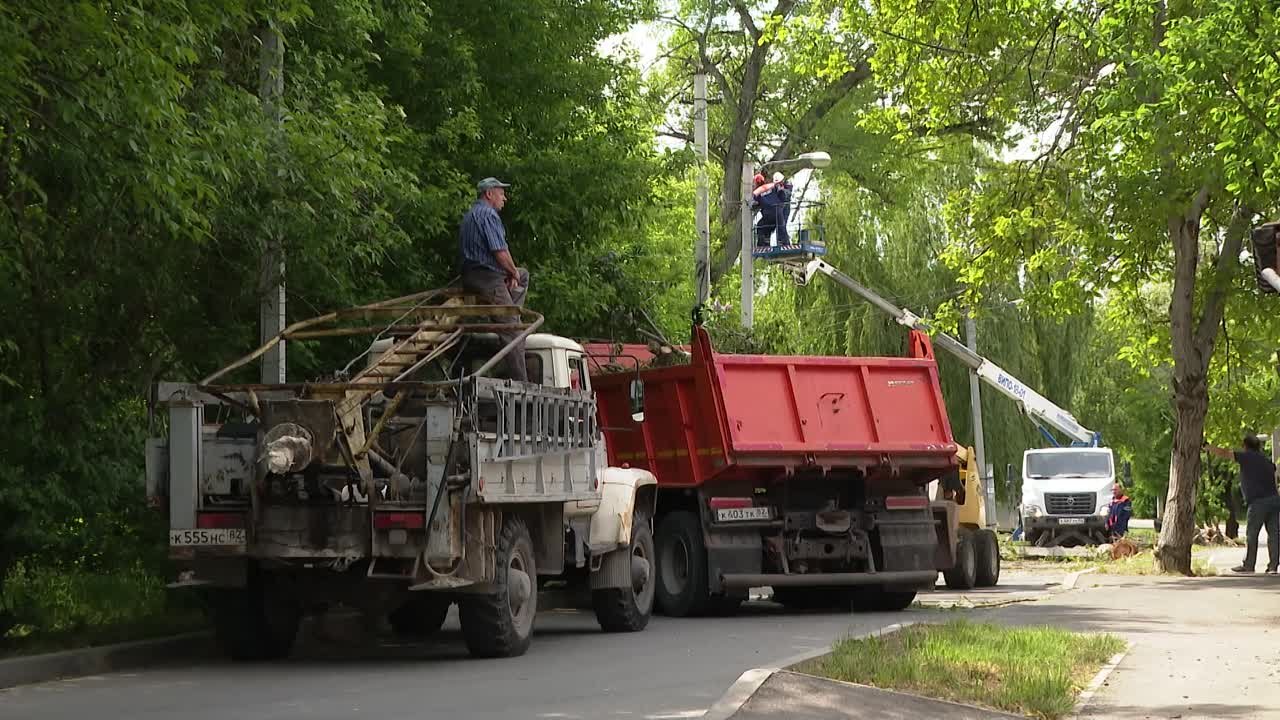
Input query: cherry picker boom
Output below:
<box><xmin>794</xmin><ymin>259</ymin><xmax>1099</xmax><ymax>447</ymax></box>
<box><xmin>789</xmin><ymin>257</ymin><xmax>1118</xmax><ymax>546</ymax></box>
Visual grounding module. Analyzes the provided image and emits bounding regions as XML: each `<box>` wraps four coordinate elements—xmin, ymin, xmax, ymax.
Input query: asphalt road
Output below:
<box><xmin>0</xmin><ymin>603</ymin><xmax>919</xmax><ymax>720</ymax></box>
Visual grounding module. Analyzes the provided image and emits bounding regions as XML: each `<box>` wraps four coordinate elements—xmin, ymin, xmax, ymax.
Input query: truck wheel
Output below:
<box><xmin>974</xmin><ymin>529</ymin><xmax>1001</xmax><ymax>587</ymax></box>
<box><xmin>655</xmin><ymin>511</ymin><xmax>710</xmax><ymax>617</ymax></box>
<box><xmin>943</xmin><ymin>529</ymin><xmax>978</xmax><ymax>590</ymax></box>
<box><xmin>209</xmin><ymin>580</ymin><xmax>299</xmax><ymax>661</ymax></box>
<box><xmin>593</xmin><ymin>511</ymin><xmax>656</xmax><ymax>632</ymax></box>
<box><xmin>388</xmin><ymin>595</ymin><xmax>452</xmax><ymax>638</ymax></box>
<box><xmin>459</xmin><ymin>516</ymin><xmax>537</xmax><ymax>658</ymax></box>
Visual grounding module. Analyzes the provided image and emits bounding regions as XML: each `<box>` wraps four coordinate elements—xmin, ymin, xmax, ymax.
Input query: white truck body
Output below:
<box><xmin>1020</xmin><ymin>447</ymin><xmax>1116</xmax><ymax>546</ymax></box>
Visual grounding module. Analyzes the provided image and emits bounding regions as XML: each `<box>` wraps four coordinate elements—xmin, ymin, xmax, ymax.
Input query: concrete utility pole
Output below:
<box><xmin>258</xmin><ymin>21</ymin><xmax>286</xmax><ymax>384</ymax></box>
<box><xmin>693</xmin><ymin>71</ymin><xmax>711</xmax><ymax>310</ymax></box>
<box><xmin>965</xmin><ymin>313</ymin><xmax>988</xmax><ymax>507</ymax></box>
<box><xmin>740</xmin><ymin>161</ymin><xmax>754</xmax><ymax>329</ymax></box>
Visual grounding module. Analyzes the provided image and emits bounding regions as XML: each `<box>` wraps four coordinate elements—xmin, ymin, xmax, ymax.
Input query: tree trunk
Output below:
<box><xmin>1155</xmin><ymin>378</ymin><xmax>1207</xmax><ymax>574</ymax></box>
<box><xmin>1154</xmin><ymin>190</ymin><xmax>1250</xmax><ymax>573</ymax></box>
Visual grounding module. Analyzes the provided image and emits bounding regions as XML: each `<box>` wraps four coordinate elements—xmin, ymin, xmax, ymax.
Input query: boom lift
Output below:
<box><xmin>781</xmin><ymin>257</ymin><xmax>1116</xmax><ymax>547</ymax></box>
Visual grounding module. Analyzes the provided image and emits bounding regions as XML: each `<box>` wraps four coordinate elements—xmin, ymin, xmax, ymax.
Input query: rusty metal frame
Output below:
<box><xmin>198</xmin><ymin>287</ymin><xmax>544</xmax><ymax>401</ymax></box>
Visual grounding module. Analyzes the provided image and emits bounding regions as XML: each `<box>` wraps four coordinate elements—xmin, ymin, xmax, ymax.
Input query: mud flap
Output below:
<box><xmin>931</xmin><ymin>501</ymin><xmax>959</xmax><ymax>570</ymax></box>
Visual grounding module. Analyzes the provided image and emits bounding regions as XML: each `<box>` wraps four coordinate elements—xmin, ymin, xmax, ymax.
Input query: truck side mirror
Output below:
<box><xmin>629</xmin><ymin>379</ymin><xmax>645</xmax><ymax>423</ymax></box>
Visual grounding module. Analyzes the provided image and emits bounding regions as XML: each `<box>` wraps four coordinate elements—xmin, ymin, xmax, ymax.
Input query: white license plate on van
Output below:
<box><xmin>1057</xmin><ymin>517</ymin><xmax>1086</xmax><ymax>525</ymax></box>
<box><xmin>716</xmin><ymin>507</ymin><xmax>773</xmax><ymax>522</ymax></box>
<box><xmin>169</xmin><ymin>528</ymin><xmax>246</xmax><ymax>546</ymax></box>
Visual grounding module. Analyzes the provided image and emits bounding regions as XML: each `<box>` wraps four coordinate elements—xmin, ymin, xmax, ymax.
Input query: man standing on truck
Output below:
<box><xmin>458</xmin><ymin>176</ymin><xmax>530</xmax><ymax>382</ymax></box>
<box><xmin>1206</xmin><ymin>434</ymin><xmax>1280</xmax><ymax>573</ymax></box>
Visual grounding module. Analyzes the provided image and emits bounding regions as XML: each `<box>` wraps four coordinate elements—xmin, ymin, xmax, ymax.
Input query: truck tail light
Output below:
<box><xmin>708</xmin><ymin>497</ymin><xmax>753</xmax><ymax>510</ymax></box>
<box><xmin>885</xmin><ymin>495</ymin><xmax>928</xmax><ymax>510</ymax></box>
<box><xmin>196</xmin><ymin>512</ymin><xmax>246</xmax><ymax>529</ymax></box>
<box><xmin>373</xmin><ymin>512</ymin><xmax>425</xmax><ymax>530</ymax></box>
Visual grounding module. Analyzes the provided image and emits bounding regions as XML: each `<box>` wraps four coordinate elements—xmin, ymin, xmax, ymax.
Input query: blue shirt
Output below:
<box><xmin>458</xmin><ymin>200</ymin><xmax>508</xmax><ymax>273</ymax></box>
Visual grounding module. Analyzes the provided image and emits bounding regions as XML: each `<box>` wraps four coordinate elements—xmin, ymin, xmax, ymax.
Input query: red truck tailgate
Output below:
<box><xmin>713</xmin><ymin>353</ymin><xmax>954</xmax><ymax>455</ymax></box>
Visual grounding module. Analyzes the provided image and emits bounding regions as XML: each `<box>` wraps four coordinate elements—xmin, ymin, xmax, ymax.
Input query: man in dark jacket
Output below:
<box><xmin>1207</xmin><ymin>434</ymin><xmax>1280</xmax><ymax>573</ymax></box>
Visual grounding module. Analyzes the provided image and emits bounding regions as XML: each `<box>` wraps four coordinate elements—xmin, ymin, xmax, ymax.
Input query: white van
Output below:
<box><xmin>1020</xmin><ymin>447</ymin><xmax>1116</xmax><ymax>546</ymax></box>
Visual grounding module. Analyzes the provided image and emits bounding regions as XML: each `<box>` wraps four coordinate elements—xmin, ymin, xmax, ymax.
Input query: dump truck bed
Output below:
<box><xmin>592</xmin><ymin>327</ymin><xmax>957</xmax><ymax>487</ymax></box>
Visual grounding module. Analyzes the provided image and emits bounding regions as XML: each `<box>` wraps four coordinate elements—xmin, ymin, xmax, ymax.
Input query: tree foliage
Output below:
<box><xmin>0</xmin><ymin>0</ymin><xmax>671</xmax><ymax>635</ymax></box>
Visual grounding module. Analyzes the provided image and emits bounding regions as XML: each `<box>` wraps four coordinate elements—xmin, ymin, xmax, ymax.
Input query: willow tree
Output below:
<box><xmin>872</xmin><ymin>0</ymin><xmax>1280</xmax><ymax>572</ymax></box>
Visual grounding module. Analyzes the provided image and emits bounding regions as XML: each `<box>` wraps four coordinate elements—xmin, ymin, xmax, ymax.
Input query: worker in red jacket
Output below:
<box><xmin>1106</xmin><ymin>483</ymin><xmax>1132</xmax><ymax>539</ymax></box>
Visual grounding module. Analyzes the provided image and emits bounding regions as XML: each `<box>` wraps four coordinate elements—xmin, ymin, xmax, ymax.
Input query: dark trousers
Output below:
<box><xmin>1243</xmin><ymin>494</ymin><xmax>1280</xmax><ymax>571</ymax></box>
<box><xmin>461</xmin><ymin>267</ymin><xmax>530</xmax><ymax>382</ymax></box>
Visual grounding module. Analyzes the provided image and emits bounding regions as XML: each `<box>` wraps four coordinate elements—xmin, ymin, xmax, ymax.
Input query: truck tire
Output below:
<box><xmin>974</xmin><ymin>529</ymin><xmax>1001</xmax><ymax>587</ymax></box>
<box><xmin>459</xmin><ymin>516</ymin><xmax>537</xmax><ymax>658</ymax></box>
<box><xmin>209</xmin><ymin>579</ymin><xmax>299</xmax><ymax>661</ymax></box>
<box><xmin>593</xmin><ymin>511</ymin><xmax>656</xmax><ymax>632</ymax></box>
<box><xmin>943</xmin><ymin>529</ymin><xmax>978</xmax><ymax>590</ymax></box>
<box><xmin>388</xmin><ymin>595</ymin><xmax>452</xmax><ymax>638</ymax></box>
<box><xmin>655</xmin><ymin>511</ymin><xmax>710</xmax><ymax>617</ymax></box>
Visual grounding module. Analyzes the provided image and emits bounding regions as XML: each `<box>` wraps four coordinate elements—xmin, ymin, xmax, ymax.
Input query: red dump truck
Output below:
<box><xmin>586</xmin><ymin>326</ymin><xmax>961</xmax><ymax>615</ymax></box>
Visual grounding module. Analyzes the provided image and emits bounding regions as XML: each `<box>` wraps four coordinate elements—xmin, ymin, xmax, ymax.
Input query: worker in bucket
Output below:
<box><xmin>1206</xmin><ymin>434</ymin><xmax>1280</xmax><ymax>573</ymax></box>
<box><xmin>458</xmin><ymin>176</ymin><xmax>530</xmax><ymax>382</ymax></box>
<box><xmin>753</xmin><ymin>171</ymin><xmax>792</xmax><ymax>248</ymax></box>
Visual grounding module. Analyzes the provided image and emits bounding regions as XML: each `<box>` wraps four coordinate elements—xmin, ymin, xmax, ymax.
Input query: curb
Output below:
<box><xmin>1066</xmin><ymin>643</ymin><xmax>1131</xmax><ymax>719</ymax></box>
<box><xmin>1062</xmin><ymin>567</ymin><xmax>1098</xmax><ymax>591</ymax></box>
<box><xmin>701</xmin><ymin>622</ymin><xmax>914</xmax><ymax>720</ymax></box>
<box><xmin>0</xmin><ymin>632</ymin><xmax>212</xmax><ymax>691</ymax></box>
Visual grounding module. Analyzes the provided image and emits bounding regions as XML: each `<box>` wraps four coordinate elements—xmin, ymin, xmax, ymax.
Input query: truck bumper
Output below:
<box><xmin>720</xmin><ymin>570</ymin><xmax>938</xmax><ymax>589</ymax></box>
<box><xmin>1026</xmin><ymin>515</ymin><xmax>1107</xmax><ymax>531</ymax></box>
<box><xmin>1025</xmin><ymin>515</ymin><xmax>1109</xmax><ymax>545</ymax></box>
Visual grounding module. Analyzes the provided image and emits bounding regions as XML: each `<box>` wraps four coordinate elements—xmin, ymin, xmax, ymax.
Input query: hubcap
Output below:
<box><xmin>507</xmin><ymin>549</ymin><xmax>534</xmax><ymax>633</ymax></box>
<box><xmin>662</xmin><ymin>536</ymin><xmax>690</xmax><ymax>595</ymax></box>
<box><xmin>632</xmin><ymin>555</ymin><xmax>651</xmax><ymax>594</ymax></box>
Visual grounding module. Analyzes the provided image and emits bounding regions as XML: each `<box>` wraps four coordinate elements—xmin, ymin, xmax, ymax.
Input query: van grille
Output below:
<box><xmin>1045</xmin><ymin>492</ymin><xmax>1096</xmax><ymax>516</ymax></box>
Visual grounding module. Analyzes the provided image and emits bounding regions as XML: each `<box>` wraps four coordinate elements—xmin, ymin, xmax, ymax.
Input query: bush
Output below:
<box><xmin>0</xmin><ymin>561</ymin><xmax>204</xmax><ymax>656</ymax></box>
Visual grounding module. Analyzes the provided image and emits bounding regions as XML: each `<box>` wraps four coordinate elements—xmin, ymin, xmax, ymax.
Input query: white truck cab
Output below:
<box><xmin>524</xmin><ymin>333</ymin><xmax>592</xmax><ymax>391</ymax></box>
<box><xmin>1020</xmin><ymin>447</ymin><xmax>1116</xmax><ymax>546</ymax></box>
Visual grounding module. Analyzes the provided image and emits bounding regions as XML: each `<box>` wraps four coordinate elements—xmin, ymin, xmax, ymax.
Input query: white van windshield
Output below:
<box><xmin>1025</xmin><ymin>452</ymin><xmax>1112</xmax><ymax>479</ymax></box>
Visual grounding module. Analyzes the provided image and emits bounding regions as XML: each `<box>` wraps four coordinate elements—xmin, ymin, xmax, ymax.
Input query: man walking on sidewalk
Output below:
<box><xmin>458</xmin><ymin>176</ymin><xmax>530</xmax><ymax>382</ymax></box>
<box><xmin>1207</xmin><ymin>434</ymin><xmax>1280</xmax><ymax>573</ymax></box>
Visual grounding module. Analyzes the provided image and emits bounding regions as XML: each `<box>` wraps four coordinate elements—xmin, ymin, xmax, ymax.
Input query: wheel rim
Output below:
<box><xmin>507</xmin><ymin>544</ymin><xmax>536</xmax><ymax>635</ymax></box>
<box><xmin>632</xmin><ymin>531</ymin><xmax>655</xmax><ymax>610</ymax></box>
<box><xmin>661</xmin><ymin>535</ymin><xmax>691</xmax><ymax>597</ymax></box>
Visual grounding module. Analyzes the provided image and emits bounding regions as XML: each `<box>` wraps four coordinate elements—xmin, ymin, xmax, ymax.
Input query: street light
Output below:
<box><xmin>741</xmin><ymin>151</ymin><xmax>832</xmax><ymax>329</ymax></box>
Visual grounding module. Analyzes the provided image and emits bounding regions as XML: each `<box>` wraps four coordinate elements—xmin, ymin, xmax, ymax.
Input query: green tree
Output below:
<box><xmin>871</xmin><ymin>0</ymin><xmax>1280</xmax><ymax>572</ymax></box>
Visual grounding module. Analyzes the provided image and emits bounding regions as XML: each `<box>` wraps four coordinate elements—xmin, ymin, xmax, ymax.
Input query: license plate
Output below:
<box><xmin>716</xmin><ymin>506</ymin><xmax>773</xmax><ymax>522</ymax></box>
<box><xmin>169</xmin><ymin>528</ymin><xmax>246</xmax><ymax>546</ymax></box>
<box><xmin>1057</xmin><ymin>517</ymin><xmax>1086</xmax><ymax>525</ymax></box>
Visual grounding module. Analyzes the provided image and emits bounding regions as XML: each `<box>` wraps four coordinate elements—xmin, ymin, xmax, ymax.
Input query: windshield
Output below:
<box><xmin>1024</xmin><ymin>452</ymin><xmax>1113</xmax><ymax>479</ymax></box>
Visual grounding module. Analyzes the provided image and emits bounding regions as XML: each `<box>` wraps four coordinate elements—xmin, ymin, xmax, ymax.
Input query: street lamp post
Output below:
<box><xmin>740</xmin><ymin>152</ymin><xmax>832</xmax><ymax>328</ymax></box>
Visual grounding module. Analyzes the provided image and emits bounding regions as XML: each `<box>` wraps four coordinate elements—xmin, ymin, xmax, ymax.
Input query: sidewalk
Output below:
<box><xmin>990</xmin><ymin>544</ymin><xmax>1280</xmax><ymax>719</ymax></box>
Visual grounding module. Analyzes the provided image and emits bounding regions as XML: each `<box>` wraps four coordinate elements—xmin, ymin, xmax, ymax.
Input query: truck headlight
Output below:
<box><xmin>1025</xmin><ymin>505</ymin><xmax>1044</xmax><ymax>518</ymax></box>
<box><xmin>1097</xmin><ymin>503</ymin><xmax>1111</xmax><ymax>516</ymax></box>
